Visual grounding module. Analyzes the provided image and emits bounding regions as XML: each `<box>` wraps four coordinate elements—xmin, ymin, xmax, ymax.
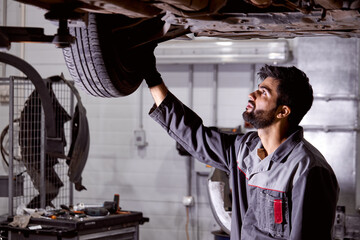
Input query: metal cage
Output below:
<box><xmin>1</xmin><ymin>76</ymin><xmax>74</xmax><ymax>216</ymax></box>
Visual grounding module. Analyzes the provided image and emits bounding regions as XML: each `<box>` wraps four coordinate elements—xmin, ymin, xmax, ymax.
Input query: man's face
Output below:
<box><xmin>242</xmin><ymin>77</ymin><xmax>280</xmax><ymax>129</ymax></box>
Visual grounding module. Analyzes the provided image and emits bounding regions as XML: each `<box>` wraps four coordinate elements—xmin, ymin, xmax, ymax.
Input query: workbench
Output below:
<box><xmin>0</xmin><ymin>211</ymin><xmax>148</xmax><ymax>240</ymax></box>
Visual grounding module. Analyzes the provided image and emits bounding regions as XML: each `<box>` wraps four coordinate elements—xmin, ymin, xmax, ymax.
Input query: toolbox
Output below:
<box><xmin>0</xmin><ymin>211</ymin><xmax>149</xmax><ymax>240</ymax></box>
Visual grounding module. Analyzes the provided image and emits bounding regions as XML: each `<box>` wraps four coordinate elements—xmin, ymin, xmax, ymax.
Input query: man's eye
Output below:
<box><xmin>262</xmin><ymin>90</ymin><xmax>266</xmax><ymax>95</ymax></box>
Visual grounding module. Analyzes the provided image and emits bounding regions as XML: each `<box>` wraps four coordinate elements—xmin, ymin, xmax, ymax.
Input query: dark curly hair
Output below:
<box><xmin>258</xmin><ymin>65</ymin><xmax>313</xmax><ymax>127</ymax></box>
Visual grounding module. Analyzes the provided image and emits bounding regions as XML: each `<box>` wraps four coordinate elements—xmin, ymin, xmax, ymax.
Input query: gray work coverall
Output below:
<box><xmin>149</xmin><ymin>91</ymin><xmax>339</xmax><ymax>240</ymax></box>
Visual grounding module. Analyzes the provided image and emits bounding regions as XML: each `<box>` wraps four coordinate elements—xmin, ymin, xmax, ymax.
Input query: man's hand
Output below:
<box><xmin>120</xmin><ymin>42</ymin><xmax>167</xmax><ymax>105</ymax></box>
<box><xmin>140</xmin><ymin>43</ymin><xmax>163</xmax><ymax>88</ymax></box>
<box><xmin>123</xmin><ymin>43</ymin><xmax>163</xmax><ymax>88</ymax></box>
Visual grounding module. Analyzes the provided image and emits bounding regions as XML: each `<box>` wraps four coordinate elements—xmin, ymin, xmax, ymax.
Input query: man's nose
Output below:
<box><xmin>248</xmin><ymin>91</ymin><xmax>256</xmax><ymax>101</ymax></box>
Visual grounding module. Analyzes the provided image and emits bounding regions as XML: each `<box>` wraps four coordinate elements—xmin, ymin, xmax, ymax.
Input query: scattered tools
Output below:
<box><xmin>59</xmin><ymin>204</ymin><xmax>86</xmax><ymax>218</ymax></box>
<box><xmin>50</xmin><ymin>194</ymin><xmax>122</xmax><ymax>218</ymax></box>
<box><xmin>73</xmin><ymin>194</ymin><xmax>121</xmax><ymax>216</ymax></box>
<box><xmin>12</xmin><ymin>194</ymin><xmax>123</xmax><ymax>221</ymax></box>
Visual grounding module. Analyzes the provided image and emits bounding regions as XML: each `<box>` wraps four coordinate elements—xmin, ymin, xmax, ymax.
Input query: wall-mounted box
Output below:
<box><xmin>0</xmin><ymin>175</ymin><xmax>24</xmax><ymax>197</ymax></box>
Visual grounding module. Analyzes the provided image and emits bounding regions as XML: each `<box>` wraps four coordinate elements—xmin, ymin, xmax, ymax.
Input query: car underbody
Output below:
<box><xmin>13</xmin><ymin>0</ymin><xmax>360</xmax><ymax>39</ymax></box>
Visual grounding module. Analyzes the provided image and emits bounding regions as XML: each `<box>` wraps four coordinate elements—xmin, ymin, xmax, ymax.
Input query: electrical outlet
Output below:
<box><xmin>134</xmin><ymin>129</ymin><xmax>147</xmax><ymax>147</ymax></box>
<box><xmin>0</xmin><ymin>86</ymin><xmax>9</xmax><ymax>104</ymax></box>
<box><xmin>182</xmin><ymin>196</ymin><xmax>194</xmax><ymax>207</ymax></box>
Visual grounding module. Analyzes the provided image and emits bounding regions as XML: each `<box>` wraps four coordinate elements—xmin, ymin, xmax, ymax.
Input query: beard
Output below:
<box><xmin>242</xmin><ymin>106</ymin><xmax>277</xmax><ymax>129</ymax></box>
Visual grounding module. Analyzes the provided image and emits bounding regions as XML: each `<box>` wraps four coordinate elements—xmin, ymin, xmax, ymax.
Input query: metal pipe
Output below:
<box><xmin>251</xmin><ymin>64</ymin><xmax>257</xmax><ymax>91</ymax></box>
<box><xmin>20</xmin><ymin>3</ymin><xmax>26</xmax><ymax>62</ymax></box>
<box><xmin>303</xmin><ymin>125</ymin><xmax>359</xmax><ymax>132</ymax></box>
<box><xmin>355</xmin><ymin>39</ymin><xmax>360</xmax><ymax>211</ymax></box>
<box><xmin>69</xmin><ymin>82</ymin><xmax>75</xmax><ymax>206</ymax></box>
<box><xmin>196</xmin><ymin>171</ymin><xmax>209</xmax><ymax>240</ymax></box>
<box><xmin>313</xmin><ymin>94</ymin><xmax>359</xmax><ymax>101</ymax></box>
<box><xmin>2</xmin><ymin>0</ymin><xmax>7</xmax><ymax>77</ymax></box>
<box><xmin>8</xmin><ymin>76</ymin><xmax>14</xmax><ymax>216</ymax></box>
<box><xmin>186</xmin><ymin>65</ymin><xmax>194</xmax><ymax>197</ymax></box>
<box><xmin>139</xmin><ymin>83</ymin><xmax>144</xmax><ymax>129</ymax></box>
<box><xmin>40</xmin><ymin>105</ymin><xmax>45</xmax><ymax>208</ymax></box>
<box><xmin>188</xmin><ymin>65</ymin><xmax>194</xmax><ymax>107</ymax></box>
<box><xmin>184</xmin><ymin>64</ymin><xmax>194</xmax><ymax>240</ymax></box>
<box><xmin>212</xmin><ymin>65</ymin><xmax>218</xmax><ymax>126</ymax></box>
<box><xmin>2</xmin><ymin>0</ymin><xmax>7</xmax><ymax>29</ymax></box>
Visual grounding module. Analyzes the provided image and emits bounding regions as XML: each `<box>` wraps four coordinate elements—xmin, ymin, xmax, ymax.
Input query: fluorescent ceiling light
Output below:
<box><xmin>216</xmin><ymin>41</ymin><xmax>233</xmax><ymax>46</ymax></box>
<box><xmin>155</xmin><ymin>39</ymin><xmax>290</xmax><ymax>64</ymax></box>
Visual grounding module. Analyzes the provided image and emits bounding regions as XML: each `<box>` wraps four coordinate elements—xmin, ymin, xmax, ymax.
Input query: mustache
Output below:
<box><xmin>247</xmin><ymin>100</ymin><xmax>255</xmax><ymax>108</ymax></box>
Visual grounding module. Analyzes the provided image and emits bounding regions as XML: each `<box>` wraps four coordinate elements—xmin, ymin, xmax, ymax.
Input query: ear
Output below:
<box><xmin>276</xmin><ymin>105</ymin><xmax>291</xmax><ymax>119</ymax></box>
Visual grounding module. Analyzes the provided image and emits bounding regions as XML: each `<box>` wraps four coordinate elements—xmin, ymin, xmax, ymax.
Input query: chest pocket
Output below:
<box><xmin>256</xmin><ymin>190</ymin><xmax>289</xmax><ymax>238</ymax></box>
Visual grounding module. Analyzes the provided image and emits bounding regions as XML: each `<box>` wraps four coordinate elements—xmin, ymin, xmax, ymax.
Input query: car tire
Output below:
<box><xmin>63</xmin><ymin>13</ymin><xmax>147</xmax><ymax>97</ymax></box>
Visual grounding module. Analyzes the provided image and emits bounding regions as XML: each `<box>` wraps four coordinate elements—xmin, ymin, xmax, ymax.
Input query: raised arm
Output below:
<box><xmin>149</xmin><ymin>83</ymin><xmax>168</xmax><ymax>106</ymax></box>
<box><xmin>137</xmin><ymin>43</ymin><xmax>240</xmax><ymax>171</ymax></box>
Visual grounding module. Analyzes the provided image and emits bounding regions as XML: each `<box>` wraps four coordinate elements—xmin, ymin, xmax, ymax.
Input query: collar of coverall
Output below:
<box><xmin>245</xmin><ymin>126</ymin><xmax>303</xmax><ymax>163</ymax></box>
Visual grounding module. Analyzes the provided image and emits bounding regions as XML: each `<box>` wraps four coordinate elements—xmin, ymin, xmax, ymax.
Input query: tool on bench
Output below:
<box><xmin>73</xmin><ymin>194</ymin><xmax>121</xmax><ymax>216</ymax></box>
